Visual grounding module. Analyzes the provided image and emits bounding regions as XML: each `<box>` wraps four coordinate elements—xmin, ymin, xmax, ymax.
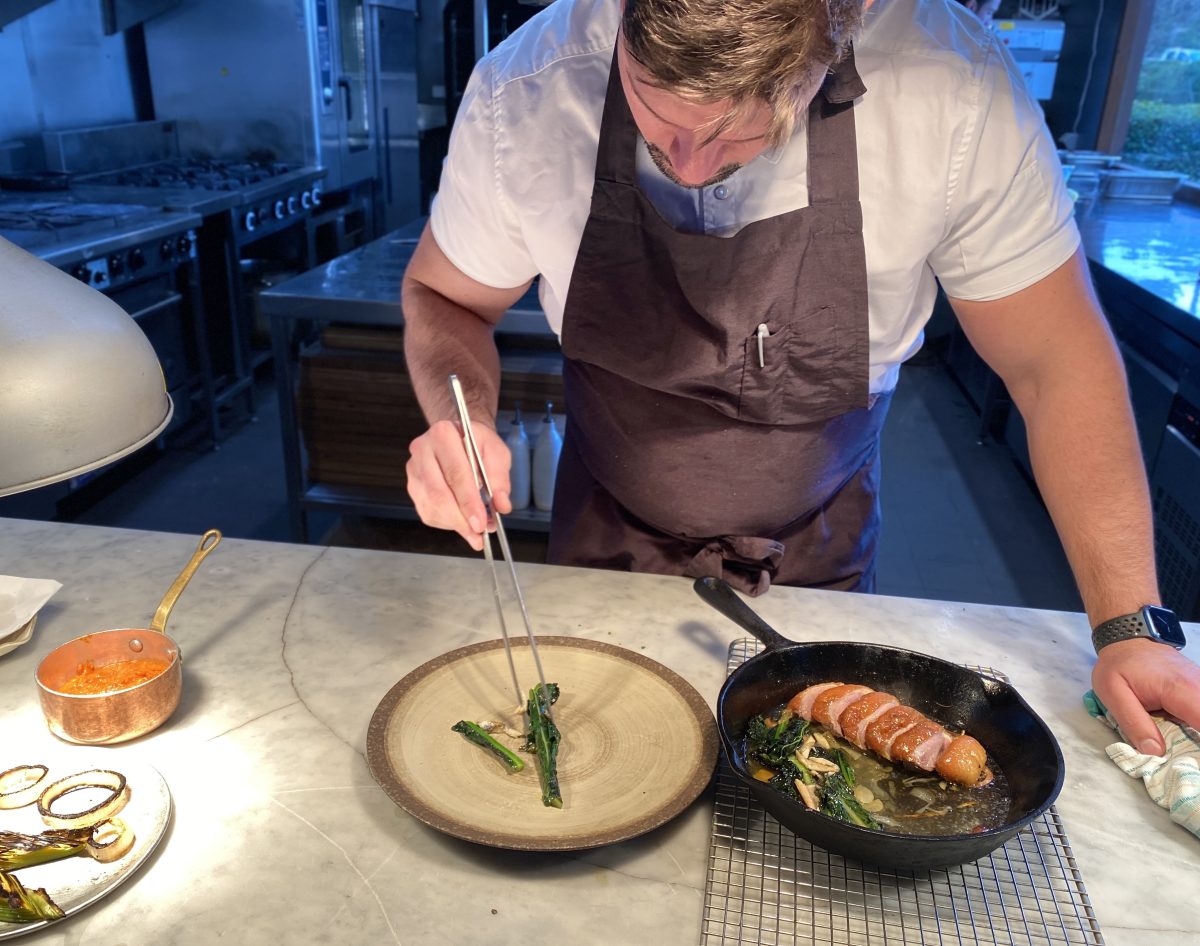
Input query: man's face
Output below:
<box><xmin>617</xmin><ymin>38</ymin><xmax>800</xmax><ymax>189</ymax></box>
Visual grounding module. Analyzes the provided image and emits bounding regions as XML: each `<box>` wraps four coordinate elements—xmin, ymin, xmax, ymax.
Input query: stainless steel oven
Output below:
<box><xmin>140</xmin><ymin>0</ymin><xmax>419</xmax><ymax>232</ymax></box>
<box><xmin>42</xmin><ymin>122</ymin><xmax>327</xmax><ymax>415</ymax></box>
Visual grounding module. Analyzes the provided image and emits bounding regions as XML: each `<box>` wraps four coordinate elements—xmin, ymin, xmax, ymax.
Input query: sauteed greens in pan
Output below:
<box><xmin>744</xmin><ymin>710</ymin><xmax>879</xmax><ymax>829</ymax></box>
<box><xmin>744</xmin><ymin>708</ymin><xmax>1012</xmax><ymax>836</ymax></box>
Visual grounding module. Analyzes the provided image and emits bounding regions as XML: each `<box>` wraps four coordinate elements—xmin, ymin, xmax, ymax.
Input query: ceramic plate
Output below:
<box><xmin>0</xmin><ymin>759</ymin><xmax>172</xmax><ymax>939</ymax></box>
<box><xmin>0</xmin><ymin>618</ymin><xmax>36</xmax><ymax>660</ymax></box>
<box><xmin>367</xmin><ymin>636</ymin><xmax>718</xmax><ymax>851</ymax></box>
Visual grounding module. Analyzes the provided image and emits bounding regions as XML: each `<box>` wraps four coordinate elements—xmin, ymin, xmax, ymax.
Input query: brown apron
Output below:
<box><xmin>550</xmin><ymin>46</ymin><xmax>888</xmax><ymax>596</ymax></box>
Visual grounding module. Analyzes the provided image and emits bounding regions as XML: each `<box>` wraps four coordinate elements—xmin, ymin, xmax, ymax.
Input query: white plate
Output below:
<box><xmin>0</xmin><ymin>759</ymin><xmax>172</xmax><ymax>939</ymax></box>
<box><xmin>0</xmin><ymin>617</ymin><xmax>36</xmax><ymax>659</ymax></box>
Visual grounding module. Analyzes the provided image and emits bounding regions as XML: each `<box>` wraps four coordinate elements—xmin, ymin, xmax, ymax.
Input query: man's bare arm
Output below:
<box><xmin>401</xmin><ymin>223</ymin><xmax>533</xmax><ymax>548</ymax></box>
<box><xmin>949</xmin><ymin>248</ymin><xmax>1200</xmax><ymax>753</ymax></box>
<box><xmin>949</xmin><ymin>248</ymin><xmax>1157</xmax><ymax>624</ymax></box>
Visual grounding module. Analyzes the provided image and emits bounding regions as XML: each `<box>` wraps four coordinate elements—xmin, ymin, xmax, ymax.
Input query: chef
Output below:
<box><xmin>401</xmin><ymin>0</ymin><xmax>1200</xmax><ymax>754</ymax></box>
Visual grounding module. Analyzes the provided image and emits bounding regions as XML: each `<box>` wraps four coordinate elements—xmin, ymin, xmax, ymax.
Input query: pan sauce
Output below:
<box><xmin>749</xmin><ymin>706</ymin><xmax>1012</xmax><ymax>837</ymax></box>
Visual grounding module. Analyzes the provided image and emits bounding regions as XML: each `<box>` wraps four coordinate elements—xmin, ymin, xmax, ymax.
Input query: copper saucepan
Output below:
<box><xmin>35</xmin><ymin>529</ymin><xmax>222</xmax><ymax>745</ymax></box>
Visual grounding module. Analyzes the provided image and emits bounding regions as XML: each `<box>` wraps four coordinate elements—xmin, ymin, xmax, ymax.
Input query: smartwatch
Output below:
<box><xmin>1092</xmin><ymin>605</ymin><xmax>1187</xmax><ymax>654</ymax></box>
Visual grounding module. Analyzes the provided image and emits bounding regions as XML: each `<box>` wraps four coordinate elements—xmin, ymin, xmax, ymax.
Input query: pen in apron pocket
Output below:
<box><xmin>756</xmin><ymin>322</ymin><xmax>772</xmax><ymax>368</ymax></box>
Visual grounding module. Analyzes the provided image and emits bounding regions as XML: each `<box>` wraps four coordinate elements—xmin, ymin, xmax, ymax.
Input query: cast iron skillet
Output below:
<box><xmin>694</xmin><ymin>577</ymin><xmax>1065</xmax><ymax>871</ymax></box>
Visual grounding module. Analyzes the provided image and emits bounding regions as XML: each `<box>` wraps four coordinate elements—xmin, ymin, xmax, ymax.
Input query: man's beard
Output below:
<box><xmin>646</xmin><ymin>141</ymin><xmax>741</xmax><ymax>189</ymax></box>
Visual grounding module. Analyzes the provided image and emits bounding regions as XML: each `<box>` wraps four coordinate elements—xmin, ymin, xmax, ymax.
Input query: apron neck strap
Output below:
<box><xmin>595</xmin><ymin>38</ymin><xmax>866</xmax><ymax>202</ymax></box>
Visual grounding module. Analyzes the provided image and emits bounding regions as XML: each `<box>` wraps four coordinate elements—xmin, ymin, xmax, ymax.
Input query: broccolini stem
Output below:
<box><xmin>526</xmin><ymin>683</ymin><xmax>562</xmax><ymax>808</ymax></box>
<box><xmin>451</xmin><ymin>721</ymin><xmax>526</xmax><ymax>773</ymax></box>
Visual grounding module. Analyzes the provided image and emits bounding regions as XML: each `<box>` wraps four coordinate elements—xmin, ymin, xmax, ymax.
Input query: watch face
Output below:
<box><xmin>1146</xmin><ymin>606</ymin><xmax>1188</xmax><ymax>648</ymax></box>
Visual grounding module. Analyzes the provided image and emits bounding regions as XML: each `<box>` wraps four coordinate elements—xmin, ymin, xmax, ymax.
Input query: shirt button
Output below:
<box><xmin>713</xmin><ymin>184</ymin><xmax>730</xmax><ymax>200</ymax></box>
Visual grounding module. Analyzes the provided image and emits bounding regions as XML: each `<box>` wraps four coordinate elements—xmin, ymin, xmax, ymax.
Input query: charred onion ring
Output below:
<box><xmin>0</xmin><ymin>764</ymin><xmax>49</xmax><ymax>810</ymax></box>
<box><xmin>87</xmin><ymin>818</ymin><xmax>135</xmax><ymax>863</ymax></box>
<box><xmin>37</xmin><ymin>769</ymin><xmax>130</xmax><ymax>829</ymax></box>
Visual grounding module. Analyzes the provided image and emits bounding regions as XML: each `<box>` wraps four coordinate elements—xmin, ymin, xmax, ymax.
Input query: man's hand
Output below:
<box><xmin>1091</xmin><ymin>638</ymin><xmax>1200</xmax><ymax>755</ymax></box>
<box><xmin>406</xmin><ymin>420</ymin><xmax>513</xmax><ymax>551</ymax></box>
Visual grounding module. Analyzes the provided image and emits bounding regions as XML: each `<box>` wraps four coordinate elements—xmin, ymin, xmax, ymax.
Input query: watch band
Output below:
<box><xmin>1092</xmin><ymin>605</ymin><xmax>1187</xmax><ymax>653</ymax></box>
<box><xmin>1092</xmin><ymin>611</ymin><xmax>1154</xmax><ymax>652</ymax></box>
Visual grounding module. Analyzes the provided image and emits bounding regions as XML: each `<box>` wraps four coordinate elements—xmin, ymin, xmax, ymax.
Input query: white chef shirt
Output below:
<box><xmin>430</xmin><ymin>0</ymin><xmax>1080</xmax><ymax>394</ymax></box>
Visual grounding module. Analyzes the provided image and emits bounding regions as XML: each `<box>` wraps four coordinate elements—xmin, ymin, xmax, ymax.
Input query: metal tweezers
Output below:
<box><xmin>448</xmin><ymin>374</ymin><xmax>552</xmax><ymax>716</ymax></box>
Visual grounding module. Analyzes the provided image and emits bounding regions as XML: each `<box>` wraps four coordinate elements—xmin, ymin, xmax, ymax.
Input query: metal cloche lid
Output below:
<box><xmin>0</xmin><ymin>236</ymin><xmax>172</xmax><ymax>497</ymax></box>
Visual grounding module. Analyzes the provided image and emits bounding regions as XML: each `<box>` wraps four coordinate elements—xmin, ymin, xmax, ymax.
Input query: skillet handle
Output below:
<box><xmin>692</xmin><ymin>577</ymin><xmax>792</xmax><ymax>650</ymax></box>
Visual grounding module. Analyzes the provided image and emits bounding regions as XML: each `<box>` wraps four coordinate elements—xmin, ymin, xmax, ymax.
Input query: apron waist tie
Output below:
<box><xmin>683</xmin><ymin>535</ymin><xmax>785</xmax><ymax>597</ymax></box>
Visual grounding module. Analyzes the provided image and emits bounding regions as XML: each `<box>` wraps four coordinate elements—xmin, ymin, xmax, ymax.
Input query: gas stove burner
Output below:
<box><xmin>95</xmin><ymin>159</ymin><xmax>298</xmax><ymax>191</ymax></box>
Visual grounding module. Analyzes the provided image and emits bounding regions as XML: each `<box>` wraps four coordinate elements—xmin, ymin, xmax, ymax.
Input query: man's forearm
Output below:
<box><xmin>402</xmin><ymin>278</ymin><xmax>503</xmax><ymax>430</ymax></box>
<box><xmin>1012</xmin><ymin>342</ymin><xmax>1159</xmax><ymax>627</ymax></box>
<box><xmin>951</xmin><ymin>251</ymin><xmax>1161</xmax><ymax>628</ymax></box>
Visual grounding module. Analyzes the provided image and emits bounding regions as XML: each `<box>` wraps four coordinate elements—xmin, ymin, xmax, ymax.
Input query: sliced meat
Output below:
<box><xmin>891</xmin><ymin>720</ymin><xmax>953</xmax><ymax>771</ymax></box>
<box><xmin>810</xmin><ymin>684</ymin><xmax>872</xmax><ymax>736</ymax></box>
<box><xmin>786</xmin><ymin>682</ymin><xmax>842</xmax><ymax>720</ymax></box>
<box><xmin>784</xmin><ymin>681</ymin><xmax>992</xmax><ymax>787</ymax></box>
<box><xmin>836</xmin><ymin>691</ymin><xmax>899</xmax><ymax>749</ymax></box>
<box><xmin>865</xmin><ymin>705</ymin><xmax>923</xmax><ymax>761</ymax></box>
<box><xmin>935</xmin><ymin>734</ymin><xmax>992</xmax><ymax>786</ymax></box>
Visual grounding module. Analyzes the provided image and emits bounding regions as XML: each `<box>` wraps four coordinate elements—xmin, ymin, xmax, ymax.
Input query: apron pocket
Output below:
<box><xmin>737</xmin><ymin>321</ymin><xmax>794</xmax><ymax>424</ymax></box>
<box><xmin>737</xmin><ymin>311</ymin><xmax>853</xmax><ymax>425</ymax></box>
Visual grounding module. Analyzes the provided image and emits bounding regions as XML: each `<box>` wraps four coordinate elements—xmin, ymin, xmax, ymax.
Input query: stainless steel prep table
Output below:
<box><xmin>258</xmin><ymin>221</ymin><xmax>554</xmax><ymax>541</ymax></box>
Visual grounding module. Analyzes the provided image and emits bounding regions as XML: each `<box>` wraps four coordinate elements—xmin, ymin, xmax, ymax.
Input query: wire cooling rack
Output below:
<box><xmin>700</xmin><ymin>640</ymin><xmax>1105</xmax><ymax>946</ymax></box>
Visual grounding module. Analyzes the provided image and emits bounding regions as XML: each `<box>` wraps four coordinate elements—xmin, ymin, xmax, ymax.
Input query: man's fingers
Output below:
<box><xmin>475</xmin><ymin>424</ymin><xmax>513</xmax><ymax>516</ymax></box>
<box><xmin>404</xmin><ymin>420</ymin><xmax>518</xmax><ymax>552</ymax></box>
<box><xmin>1092</xmin><ymin>642</ymin><xmax>1200</xmax><ymax>756</ymax></box>
<box><xmin>1097</xmin><ymin>675</ymin><xmax>1164</xmax><ymax>755</ymax></box>
<box><xmin>1159</xmin><ymin>665</ymin><xmax>1200</xmax><ymax>733</ymax></box>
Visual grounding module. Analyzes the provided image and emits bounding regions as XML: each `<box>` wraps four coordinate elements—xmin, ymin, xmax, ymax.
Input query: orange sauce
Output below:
<box><xmin>58</xmin><ymin>658</ymin><xmax>171</xmax><ymax>695</ymax></box>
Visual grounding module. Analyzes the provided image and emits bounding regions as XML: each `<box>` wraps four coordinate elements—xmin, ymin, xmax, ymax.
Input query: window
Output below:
<box><xmin>1122</xmin><ymin>0</ymin><xmax>1200</xmax><ymax>180</ymax></box>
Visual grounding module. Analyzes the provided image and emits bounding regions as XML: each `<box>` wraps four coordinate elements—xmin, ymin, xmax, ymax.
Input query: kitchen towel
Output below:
<box><xmin>1084</xmin><ymin>690</ymin><xmax>1200</xmax><ymax>839</ymax></box>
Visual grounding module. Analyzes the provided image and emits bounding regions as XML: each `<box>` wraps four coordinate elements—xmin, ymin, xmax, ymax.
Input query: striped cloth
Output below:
<box><xmin>1084</xmin><ymin>691</ymin><xmax>1200</xmax><ymax>838</ymax></box>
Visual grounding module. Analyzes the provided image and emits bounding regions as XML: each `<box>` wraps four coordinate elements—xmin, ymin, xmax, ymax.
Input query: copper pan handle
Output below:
<box><xmin>150</xmin><ymin>529</ymin><xmax>222</xmax><ymax>634</ymax></box>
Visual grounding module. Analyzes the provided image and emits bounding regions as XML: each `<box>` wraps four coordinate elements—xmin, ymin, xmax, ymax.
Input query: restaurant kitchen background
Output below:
<box><xmin>0</xmin><ymin>0</ymin><xmax>1198</xmax><ymax>621</ymax></box>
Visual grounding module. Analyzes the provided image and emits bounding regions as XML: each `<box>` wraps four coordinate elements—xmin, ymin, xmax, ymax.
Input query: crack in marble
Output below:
<box><xmin>325</xmin><ymin>847</ymin><xmax>401</xmax><ymax>931</ymax></box>
<box><xmin>205</xmin><ymin>699</ymin><xmax>300</xmax><ymax>742</ymax></box>
<box><xmin>566</xmin><ymin>854</ymin><xmax>702</xmax><ymax>895</ymax></box>
<box><xmin>277</xmin><ymin>546</ymin><xmax>366</xmax><ymax>763</ymax></box>
<box><xmin>270</xmin><ymin>796</ymin><xmax>402</xmax><ymax>944</ymax></box>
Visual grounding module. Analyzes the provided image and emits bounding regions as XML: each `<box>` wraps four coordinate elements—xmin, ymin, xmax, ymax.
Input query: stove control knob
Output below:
<box><xmin>129</xmin><ymin>248</ymin><xmax>146</xmax><ymax>271</ymax></box>
<box><xmin>274</xmin><ymin>199</ymin><xmax>285</xmax><ymax>220</ymax></box>
<box><xmin>92</xmin><ymin>269</ymin><xmax>106</xmax><ymax>285</ymax></box>
<box><xmin>287</xmin><ymin>195</ymin><xmax>298</xmax><ymax>215</ymax></box>
<box><xmin>244</xmin><ymin>210</ymin><xmax>258</xmax><ymax>232</ymax></box>
<box><xmin>72</xmin><ymin>265</ymin><xmax>90</xmax><ymax>282</ymax></box>
<box><xmin>311</xmin><ymin>186</ymin><xmax>323</xmax><ymax>207</ymax></box>
<box><xmin>301</xmin><ymin>190</ymin><xmax>312</xmax><ymax>209</ymax></box>
<box><xmin>177</xmin><ymin>235</ymin><xmax>193</xmax><ymax>256</ymax></box>
<box><xmin>108</xmin><ymin>255</ymin><xmax>125</xmax><ymax>277</ymax></box>
<box><xmin>161</xmin><ymin>240</ymin><xmax>176</xmax><ymax>260</ymax></box>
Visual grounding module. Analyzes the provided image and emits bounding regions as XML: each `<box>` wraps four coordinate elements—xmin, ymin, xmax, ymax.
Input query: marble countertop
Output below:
<box><xmin>1</xmin><ymin>517</ymin><xmax>1197</xmax><ymax>945</ymax></box>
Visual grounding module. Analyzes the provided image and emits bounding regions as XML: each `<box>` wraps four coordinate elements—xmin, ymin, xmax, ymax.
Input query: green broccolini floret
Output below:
<box><xmin>451</xmin><ymin>720</ymin><xmax>526</xmax><ymax>773</ymax></box>
<box><xmin>523</xmin><ymin>683</ymin><xmax>562</xmax><ymax>808</ymax></box>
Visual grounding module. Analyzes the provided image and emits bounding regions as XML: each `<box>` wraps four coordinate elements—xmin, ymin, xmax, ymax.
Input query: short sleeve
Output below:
<box><xmin>429</xmin><ymin>61</ymin><xmax>538</xmax><ymax>289</ymax></box>
<box><xmin>929</xmin><ymin>42</ymin><xmax>1080</xmax><ymax>302</ymax></box>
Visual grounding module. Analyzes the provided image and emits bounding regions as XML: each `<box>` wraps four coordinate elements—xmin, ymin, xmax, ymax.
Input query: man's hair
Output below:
<box><xmin>621</xmin><ymin>0</ymin><xmax>866</xmax><ymax>146</ymax></box>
